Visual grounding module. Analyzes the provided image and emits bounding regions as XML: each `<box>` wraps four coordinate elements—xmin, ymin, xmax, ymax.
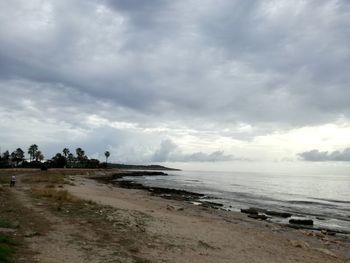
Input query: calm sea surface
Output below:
<box><xmin>123</xmin><ymin>170</ymin><xmax>350</xmax><ymax>233</ymax></box>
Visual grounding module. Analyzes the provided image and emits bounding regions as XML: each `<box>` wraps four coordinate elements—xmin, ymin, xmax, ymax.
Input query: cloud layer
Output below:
<box><xmin>298</xmin><ymin>148</ymin><xmax>350</xmax><ymax>162</ymax></box>
<box><xmin>0</xmin><ymin>0</ymin><xmax>349</xmax><ymax>163</ymax></box>
<box><xmin>152</xmin><ymin>139</ymin><xmax>234</xmax><ymax>162</ymax></box>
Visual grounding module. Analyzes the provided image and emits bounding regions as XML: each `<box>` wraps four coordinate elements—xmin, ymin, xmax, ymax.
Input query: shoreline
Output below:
<box><xmin>67</xmin><ymin>172</ymin><xmax>350</xmax><ymax>261</ymax></box>
<box><xmin>91</xmin><ymin>171</ymin><xmax>350</xmax><ymax>238</ymax></box>
<box><xmin>1</xmin><ymin>168</ymin><xmax>349</xmax><ymax>262</ymax></box>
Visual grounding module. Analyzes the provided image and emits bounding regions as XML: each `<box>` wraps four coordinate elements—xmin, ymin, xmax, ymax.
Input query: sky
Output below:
<box><xmin>0</xmin><ymin>0</ymin><xmax>350</xmax><ymax>170</ymax></box>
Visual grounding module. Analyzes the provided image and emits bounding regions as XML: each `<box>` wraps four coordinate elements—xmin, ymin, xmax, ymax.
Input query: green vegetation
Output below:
<box><xmin>0</xmin><ymin>144</ymin><xmax>179</xmax><ymax>171</ymax></box>
<box><xmin>0</xmin><ymin>234</ymin><xmax>14</xmax><ymax>263</ymax></box>
<box><xmin>0</xmin><ymin>219</ymin><xmax>13</xmax><ymax>229</ymax></box>
<box><xmin>0</xmin><ymin>145</ymin><xmax>111</xmax><ymax>169</ymax></box>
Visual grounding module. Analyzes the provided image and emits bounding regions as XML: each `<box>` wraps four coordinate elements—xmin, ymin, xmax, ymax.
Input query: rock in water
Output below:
<box><xmin>240</xmin><ymin>208</ymin><xmax>259</xmax><ymax>215</ymax></box>
<box><xmin>289</xmin><ymin>219</ymin><xmax>314</xmax><ymax>226</ymax></box>
<box><xmin>266</xmin><ymin>211</ymin><xmax>292</xmax><ymax>218</ymax></box>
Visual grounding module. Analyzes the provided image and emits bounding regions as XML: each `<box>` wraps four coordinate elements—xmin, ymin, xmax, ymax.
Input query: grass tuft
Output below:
<box><xmin>22</xmin><ymin>173</ymin><xmax>66</xmax><ymax>184</ymax></box>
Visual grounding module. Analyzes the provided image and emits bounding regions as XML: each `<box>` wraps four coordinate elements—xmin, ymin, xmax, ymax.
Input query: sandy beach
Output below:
<box><xmin>0</xmin><ymin>169</ymin><xmax>349</xmax><ymax>262</ymax></box>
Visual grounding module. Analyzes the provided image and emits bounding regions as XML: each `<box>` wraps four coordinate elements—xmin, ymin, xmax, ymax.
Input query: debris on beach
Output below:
<box><xmin>288</xmin><ymin>239</ymin><xmax>310</xmax><ymax>249</ymax></box>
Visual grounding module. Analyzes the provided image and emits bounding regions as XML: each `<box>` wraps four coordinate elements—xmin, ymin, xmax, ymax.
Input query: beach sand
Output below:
<box><xmin>65</xmin><ymin>175</ymin><xmax>350</xmax><ymax>263</ymax></box>
<box><xmin>1</xmin><ymin>169</ymin><xmax>349</xmax><ymax>262</ymax></box>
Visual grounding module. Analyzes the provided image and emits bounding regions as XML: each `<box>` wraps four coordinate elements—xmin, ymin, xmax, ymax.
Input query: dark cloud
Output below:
<box><xmin>0</xmin><ymin>0</ymin><xmax>349</xmax><ymax>126</ymax></box>
<box><xmin>298</xmin><ymin>148</ymin><xmax>350</xmax><ymax>162</ymax></box>
<box><xmin>152</xmin><ymin>139</ymin><xmax>235</xmax><ymax>162</ymax></box>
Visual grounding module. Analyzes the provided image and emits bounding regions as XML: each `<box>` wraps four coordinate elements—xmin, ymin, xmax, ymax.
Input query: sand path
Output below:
<box><xmin>12</xmin><ymin>177</ymin><xmax>103</xmax><ymax>263</ymax></box>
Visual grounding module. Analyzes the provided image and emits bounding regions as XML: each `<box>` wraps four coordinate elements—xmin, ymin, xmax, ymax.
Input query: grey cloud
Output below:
<box><xmin>0</xmin><ymin>0</ymin><xmax>350</xmax><ymax>161</ymax></box>
<box><xmin>152</xmin><ymin>139</ymin><xmax>235</xmax><ymax>163</ymax></box>
<box><xmin>1</xmin><ymin>0</ymin><xmax>349</xmax><ymax>126</ymax></box>
<box><xmin>151</xmin><ymin>139</ymin><xmax>177</xmax><ymax>162</ymax></box>
<box><xmin>298</xmin><ymin>148</ymin><xmax>350</xmax><ymax>162</ymax></box>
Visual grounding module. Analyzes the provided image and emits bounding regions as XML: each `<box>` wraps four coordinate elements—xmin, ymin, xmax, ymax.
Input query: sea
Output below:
<box><xmin>122</xmin><ymin>169</ymin><xmax>350</xmax><ymax>234</ymax></box>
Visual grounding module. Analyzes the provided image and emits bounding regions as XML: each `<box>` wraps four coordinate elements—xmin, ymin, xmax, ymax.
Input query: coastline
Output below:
<box><xmin>67</xmin><ymin>172</ymin><xmax>350</xmax><ymax>262</ymax></box>
<box><xmin>1</xmin><ymin>169</ymin><xmax>349</xmax><ymax>262</ymax></box>
<box><xmin>92</xmin><ymin>171</ymin><xmax>350</xmax><ymax>237</ymax></box>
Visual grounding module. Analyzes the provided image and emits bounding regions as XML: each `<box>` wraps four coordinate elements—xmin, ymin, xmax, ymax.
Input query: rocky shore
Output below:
<box><xmin>92</xmin><ymin>171</ymin><xmax>225</xmax><ymax>209</ymax></box>
<box><xmin>92</xmin><ymin>171</ymin><xmax>350</xmax><ymax>239</ymax></box>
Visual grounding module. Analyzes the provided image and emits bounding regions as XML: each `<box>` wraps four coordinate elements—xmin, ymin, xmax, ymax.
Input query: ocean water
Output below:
<box><xmin>123</xmin><ymin>170</ymin><xmax>350</xmax><ymax>233</ymax></box>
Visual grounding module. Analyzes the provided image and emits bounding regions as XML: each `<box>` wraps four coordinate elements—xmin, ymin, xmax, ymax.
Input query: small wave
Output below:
<box><xmin>310</xmin><ymin>197</ymin><xmax>350</xmax><ymax>204</ymax></box>
<box><xmin>185</xmin><ymin>179</ymin><xmax>201</xmax><ymax>182</ymax></box>
<box><xmin>286</xmin><ymin>200</ymin><xmax>336</xmax><ymax>207</ymax></box>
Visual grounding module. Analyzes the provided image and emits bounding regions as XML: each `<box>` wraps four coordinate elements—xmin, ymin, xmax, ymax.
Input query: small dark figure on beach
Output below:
<box><xmin>10</xmin><ymin>175</ymin><xmax>16</xmax><ymax>187</ymax></box>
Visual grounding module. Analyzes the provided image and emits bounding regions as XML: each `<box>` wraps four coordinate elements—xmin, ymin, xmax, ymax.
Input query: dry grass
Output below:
<box><xmin>22</xmin><ymin>173</ymin><xmax>66</xmax><ymax>184</ymax></box>
<box><xmin>0</xmin><ymin>169</ymin><xmax>35</xmax><ymax>184</ymax></box>
<box><xmin>0</xmin><ymin>175</ymin><xmax>10</xmax><ymax>184</ymax></box>
<box><xmin>0</xmin><ymin>168</ymin><xmax>110</xmax><ymax>185</ymax></box>
<box><xmin>0</xmin><ymin>169</ymin><xmax>38</xmax><ymax>176</ymax></box>
<box><xmin>31</xmin><ymin>188</ymin><xmax>80</xmax><ymax>203</ymax></box>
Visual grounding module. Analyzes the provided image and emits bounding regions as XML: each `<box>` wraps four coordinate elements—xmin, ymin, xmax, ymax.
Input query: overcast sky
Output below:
<box><xmin>0</xmin><ymin>0</ymin><xmax>350</xmax><ymax>168</ymax></box>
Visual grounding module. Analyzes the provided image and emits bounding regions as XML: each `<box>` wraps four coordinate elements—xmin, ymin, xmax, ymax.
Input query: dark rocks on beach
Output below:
<box><xmin>92</xmin><ymin>174</ymin><xmax>210</xmax><ymax>206</ymax></box>
<box><xmin>321</xmin><ymin>229</ymin><xmax>336</xmax><ymax>236</ymax></box>
<box><xmin>112</xmin><ymin>171</ymin><xmax>168</xmax><ymax>179</ymax></box>
<box><xmin>241</xmin><ymin>207</ymin><xmax>292</xmax><ymax>218</ymax></box>
<box><xmin>266</xmin><ymin>211</ymin><xmax>292</xmax><ymax>218</ymax></box>
<box><xmin>241</xmin><ymin>208</ymin><xmax>270</xmax><ymax>220</ymax></box>
<box><xmin>114</xmin><ymin>180</ymin><xmax>204</xmax><ymax>201</ymax></box>
<box><xmin>117</xmin><ymin>180</ymin><xmax>145</xmax><ymax>189</ymax></box>
<box><xmin>250</xmin><ymin>207</ymin><xmax>268</xmax><ymax>213</ymax></box>
<box><xmin>289</xmin><ymin>219</ymin><xmax>314</xmax><ymax>226</ymax></box>
<box><xmin>200</xmin><ymin>201</ymin><xmax>224</xmax><ymax>209</ymax></box>
<box><xmin>202</xmin><ymin>201</ymin><xmax>223</xmax><ymax>207</ymax></box>
<box><xmin>240</xmin><ymin>208</ymin><xmax>259</xmax><ymax>215</ymax></box>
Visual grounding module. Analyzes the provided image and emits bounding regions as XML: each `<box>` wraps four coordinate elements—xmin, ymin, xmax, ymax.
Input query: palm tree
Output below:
<box><xmin>76</xmin><ymin>148</ymin><xmax>85</xmax><ymax>167</ymax></box>
<box><xmin>62</xmin><ymin>148</ymin><xmax>70</xmax><ymax>158</ymax></box>
<box><xmin>28</xmin><ymin>144</ymin><xmax>38</xmax><ymax>162</ymax></box>
<box><xmin>76</xmin><ymin>148</ymin><xmax>85</xmax><ymax>160</ymax></box>
<box><xmin>104</xmin><ymin>151</ymin><xmax>110</xmax><ymax>168</ymax></box>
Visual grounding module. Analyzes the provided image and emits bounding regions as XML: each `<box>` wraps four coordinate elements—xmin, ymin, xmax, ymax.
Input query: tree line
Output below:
<box><xmin>0</xmin><ymin>144</ymin><xmax>111</xmax><ymax>169</ymax></box>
